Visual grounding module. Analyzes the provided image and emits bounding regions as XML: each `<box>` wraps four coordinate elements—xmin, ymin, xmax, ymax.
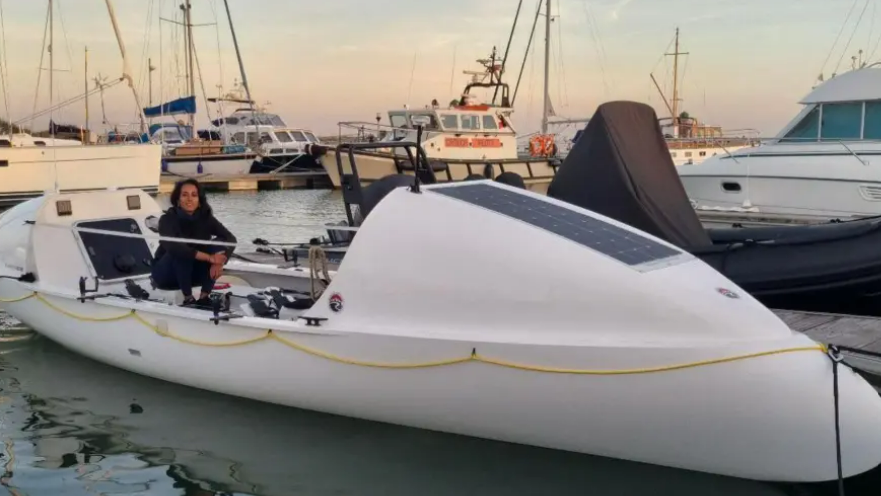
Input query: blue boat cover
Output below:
<box><xmin>143</xmin><ymin>96</ymin><xmax>196</xmax><ymax>118</ymax></box>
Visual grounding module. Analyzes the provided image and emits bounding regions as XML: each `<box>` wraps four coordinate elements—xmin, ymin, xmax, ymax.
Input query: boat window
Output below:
<box><xmin>781</xmin><ymin>106</ymin><xmax>820</xmax><ymax>142</ymax></box>
<box><xmin>259</xmin><ymin>132</ymin><xmax>273</xmax><ymax>144</ymax></box>
<box><xmin>410</xmin><ymin>113</ymin><xmax>440</xmax><ymax>131</ymax></box>
<box><xmin>76</xmin><ymin>218</ymin><xmax>153</xmax><ymax>281</ymax></box>
<box><xmin>274</xmin><ymin>131</ymin><xmax>293</xmax><ymax>143</ymax></box>
<box><xmin>431</xmin><ymin>183</ymin><xmax>683</xmax><ymax>267</ymax></box>
<box><xmin>864</xmin><ymin>102</ymin><xmax>881</xmax><ymax>140</ymax></box>
<box><xmin>232</xmin><ymin>132</ymin><xmax>245</xmax><ymax>144</ymax></box>
<box><xmin>461</xmin><ymin>115</ymin><xmax>480</xmax><ymax>130</ymax></box>
<box><xmin>290</xmin><ymin>131</ymin><xmax>308</xmax><ymax>142</ymax></box>
<box><xmin>390</xmin><ymin>113</ymin><xmax>408</xmax><ymax>129</ymax></box>
<box><xmin>304</xmin><ymin>132</ymin><xmax>318</xmax><ymax>142</ymax></box>
<box><xmin>225</xmin><ymin>117</ymin><xmax>239</xmax><ymax>125</ymax></box>
<box><xmin>482</xmin><ymin>115</ymin><xmax>499</xmax><ymax>130</ymax></box>
<box><xmin>820</xmin><ymin>102</ymin><xmax>862</xmax><ymax>140</ymax></box>
<box><xmin>440</xmin><ymin>114</ymin><xmax>458</xmax><ymax>130</ymax></box>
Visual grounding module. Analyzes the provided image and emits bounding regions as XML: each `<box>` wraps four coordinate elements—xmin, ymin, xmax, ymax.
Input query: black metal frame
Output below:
<box><xmin>335</xmin><ymin>130</ymin><xmax>436</xmax><ymax>227</ymax></box>
<box><xmin>459</xmin><ymin>82</ymin><xmax>511</xmax><ymax>108</ymax></box>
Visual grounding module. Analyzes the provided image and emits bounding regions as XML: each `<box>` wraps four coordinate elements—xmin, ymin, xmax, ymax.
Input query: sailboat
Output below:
<box><xmin>143</xmin><ymin>0</ymin><xmax>255</xmax><ymax>177</ymax></box>
<box><xmin>0</xmin><ymin>0</ymin><xmax>161</xmax><ymax>208</ymax></box>
<box><xmin>651</xmin><ymin>28</ymin><xmax>759</xmax><ymax>166</ymax></box>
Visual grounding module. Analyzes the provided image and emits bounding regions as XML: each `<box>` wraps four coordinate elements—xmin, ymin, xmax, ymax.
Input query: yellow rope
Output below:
<box><xmin>0</xmin><ymin>290</ymin><xmax>828</xmax><ymax>373</ymax></box>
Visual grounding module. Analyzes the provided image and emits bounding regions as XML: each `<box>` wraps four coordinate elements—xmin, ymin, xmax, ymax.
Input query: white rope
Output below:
<box><xmin>33</xmin><ymin>222</ymin><xmax>359</xmax><ymax>249</ymax></box>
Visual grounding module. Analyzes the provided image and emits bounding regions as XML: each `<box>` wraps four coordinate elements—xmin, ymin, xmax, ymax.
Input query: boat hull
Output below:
<box><xmin>162</xmin><ymin>154</ymin><xmax>255</xmax><ymax>176</ymax></box>
<box><xmin>2</xmin><ymin>284</ymin><xmax>880</xmax><ymax>483</ymax></box>
<box><xmin>0</xmin><ymin>144</ymin><xmax>162</xmax><ymax>207</ymax></box>
<box><xmin>320</xmin><ymin>149</ymin><xmax>557</xmax><ymax>195</ymax></box>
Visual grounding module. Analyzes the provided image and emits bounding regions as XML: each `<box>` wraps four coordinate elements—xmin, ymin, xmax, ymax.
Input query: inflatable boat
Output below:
<box><xmin>1</xmin><ymin>181</ymin><xmax>880</xmax><ymax>482</ymax></box>
<box><xmin>547</xmin><ymin>100</ymin><xmax>881</xmax><ymax>315</ymax></box>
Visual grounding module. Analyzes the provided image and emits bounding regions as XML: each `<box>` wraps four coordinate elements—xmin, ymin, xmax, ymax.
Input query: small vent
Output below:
<box><xmin>56</xmin><ymin>200</ymin><xmax>72</xmax><ymax>216</ymax></box>
<box><xmin>126</xmin><ymin>195</ymin><xmax>141</xmax><ymax>210</ymax></box>
<box><xmin>859</xmin><ymin>185</ymin><xmax>881</xmax><ymax>201</ymax></box>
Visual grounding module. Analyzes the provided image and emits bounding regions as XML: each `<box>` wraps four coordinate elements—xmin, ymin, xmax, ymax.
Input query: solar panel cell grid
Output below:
<box><xmin>430</xmin><ymin>183</ymin><xmax>682</xmax><ymax>267</ymax></box>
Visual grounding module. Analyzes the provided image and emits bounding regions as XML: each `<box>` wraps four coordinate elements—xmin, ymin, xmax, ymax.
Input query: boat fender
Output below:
<box><xmin>494</xmin><ymin>172</ymin><xmax>526</xmax><ymax>189</ymax></box>
<box><xmin>464</xmin><ymin>174</ymin><xmax>488</xmax><ymax>181</ymax></box>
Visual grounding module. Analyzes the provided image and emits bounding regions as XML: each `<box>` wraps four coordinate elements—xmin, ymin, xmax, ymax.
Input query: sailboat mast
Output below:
<box><xmin>541</xmin><ymin>0</ymin><xmax>551</xmax><ymax>134</ymax></box>
<box><xmin>49</xmin><ymin>0</ymin><xmax>54</xmax><ymax>141</ymax></box>
<box><xmin>222</xmin><ymin>0</ymin><xmax>254</xmax><ymax>112</ymax></box>
<box><xmin>103</xmin><ymin>0</ymin><xmax>148</xmax><ymax>134</ymax></box>
<box><xmin>671</xmin><ymin>27</ymin><xmax>679</xmax><ymax>137</ymax></box>
<box><xmin>183</xmin><ymin>0</ymin><xmax>196</xmax><ymax>129</ymax></box>
<box><xmin>84</xmin><ymin>47</ymin><xmax>88</xmax><ymax>144</ymax></box>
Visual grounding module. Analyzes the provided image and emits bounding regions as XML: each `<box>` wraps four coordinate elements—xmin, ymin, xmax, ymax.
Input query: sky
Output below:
<box><xmin>0</xmin><ymin>0</ymin><xmax>875</xmax><ymax>137</ymax></box>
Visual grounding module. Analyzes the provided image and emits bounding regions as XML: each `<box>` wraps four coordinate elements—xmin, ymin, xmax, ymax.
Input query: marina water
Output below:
<box><xmin>0</xmin><ymin>189</ymin><xmax>878</xmax><ymax>495</ymax></box>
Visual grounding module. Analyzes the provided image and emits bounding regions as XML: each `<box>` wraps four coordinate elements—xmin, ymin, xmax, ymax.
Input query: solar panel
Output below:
<box><xmin>430</xmin><ymin>183</ymin><xmax>683</xmax><ymax>267</ymax></box>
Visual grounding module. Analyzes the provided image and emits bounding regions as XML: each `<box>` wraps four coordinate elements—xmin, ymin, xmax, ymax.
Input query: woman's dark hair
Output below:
<box><xmin>169</xmin><ymin>178</ymin><xmax>212</xmax><ymax>216</ymax></box>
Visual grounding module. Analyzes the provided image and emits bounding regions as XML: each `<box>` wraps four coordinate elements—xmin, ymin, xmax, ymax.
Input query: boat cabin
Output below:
<box><xmin>381</xmin><ymin>104</ymin><xmax>519</xmax><ymax>161</ymax></box>
<box><xmin>776</xmin><ymin>66</ymin><xmax>881</xmax><ymax>143</ymax></box>
<box><xmin>212</xmin><ymin>109</ymin><xmax>320</xmax><ymax>153</ymax></box>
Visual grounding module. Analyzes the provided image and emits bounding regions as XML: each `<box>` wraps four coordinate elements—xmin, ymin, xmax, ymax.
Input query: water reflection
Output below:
<box><xmin>0</xmin><ymin>334</ymin><xmax>804</xmax><ymax>496</ymax></box>
<box><xmin>159</xmin><ymin>189</ymin><xmax>349</xmax><ymax>244</ymax></box>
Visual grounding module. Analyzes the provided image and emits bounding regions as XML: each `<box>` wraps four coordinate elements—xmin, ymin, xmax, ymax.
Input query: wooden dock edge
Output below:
<box><xmin>159</xmin><ymin>172</ymin><xmax>331</xmax><ymax>194</ymax></box>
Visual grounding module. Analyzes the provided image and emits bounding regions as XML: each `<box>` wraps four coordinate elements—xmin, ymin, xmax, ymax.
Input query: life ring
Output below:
<box><xmin>528</xmin><ymin>135</ymin><xmax>556</xmax><ymax>157</ymax></box>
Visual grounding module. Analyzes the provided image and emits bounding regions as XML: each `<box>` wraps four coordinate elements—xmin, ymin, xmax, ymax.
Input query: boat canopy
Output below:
<box><xmin>143</xmin><ymin>96</ymin><xmax>197</xmax><ymax>118</ymax></box>
<box><xmin>547</xmin><ymin>101</ymin><xmax>712</xmax><ymax>250</ymax></box>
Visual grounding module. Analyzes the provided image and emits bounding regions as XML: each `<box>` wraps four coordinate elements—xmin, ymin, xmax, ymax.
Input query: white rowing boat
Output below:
<box><xmin>0</xmin><ymin>182</ymin><xmax>879</xmax><ymax>482</ymax></box>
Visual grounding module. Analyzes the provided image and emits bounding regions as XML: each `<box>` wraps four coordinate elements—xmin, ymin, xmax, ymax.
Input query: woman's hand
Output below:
<box><xmin>210</xmin><ymin>263</ymin><xmax>224</xmax><ymax>280</ymax></box>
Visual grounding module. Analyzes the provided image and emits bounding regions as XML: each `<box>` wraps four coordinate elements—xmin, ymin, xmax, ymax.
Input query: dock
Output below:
<box><xmin>774</xmin><ymin>309</ymin><xmax>881</xmax><ymax>376</ymax></box>
<box><xmin>158</xmin><ymin>171</ymin><xmax>331</xmax><ymax>194</ymax></box>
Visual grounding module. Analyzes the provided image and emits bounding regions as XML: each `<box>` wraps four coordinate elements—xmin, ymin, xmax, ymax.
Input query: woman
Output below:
<box><xmin>151</xmin><ymin>178</ymin><xmax>237</xmax><ymax>307</ymax></box>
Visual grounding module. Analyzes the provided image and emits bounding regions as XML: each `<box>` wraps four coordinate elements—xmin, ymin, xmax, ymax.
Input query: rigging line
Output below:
<box><xmin>54</xmin><ymin>0</ymin><xmax>76</xmax><ymax>125</ymax></box>
<box><xmin>583</xmin><ymin>0</ymin><xmax>612</xmax><ymax>90</ymax></box>
<box><xmin>680</xmin><ymin>53</ymin><xmax>689</xmax><ymax>109</ymax></box>
<box><xmin>555</xmin><ymin>3</ymin><xmax>569</xmax><ymax>108</ymax></box>
<box><xmin>136</xmin><ymin>0</ymin><xmax>155</xmax><ymax>100</ymax></box>
<box><xmin>406</xmin><ymin>48</ymin><xmax>418</xmax><ymax>107</ymax></box>
<box><xmin>209</xmin><ymin>0</ymin><xmax>224</xmax><ymax>97</ymax></box>
<box><xmin>512</xmin><ymin>0</ymin><xmax>542</xmax><ymax>107</ymax></box>
<box><xmin>0</xmin><ymin>0</ymin><xmax>11</xmax><ymax>135</ymax></box>
<box><xmin>16</xmin><ymin>80</ymin><xmax>122</xmax><ymax>125</ymax></box>
<box><xmin>191</xmin><ymin>39</ymin><xmax>215</xmax><ymax>123</ymax></box>
<box><xmin>581</xmin><ymin>1</ymin><xmax>609</xmax><ymax>96</ymax></box>
<box><xmin>867</xmin><ymin>0</ymin><xmax>876</xmax><ymax>65</ymax></box>
<box><xmin>493</xmin><ymin>0</ymin><xmax>523</xmax><ymax>105</ymax></box>
<box><xmin>820</xmin><ymin>0</ymin><xmax>859</xmax><ymax>77</ymax></box>
<box><xmin>29</xmin><ymin>3</ymin><xmax>50</xmax><ymax>133</ymax></box>
<box><xmin>834</xmin><ymin>0</ymin><xmax>871</xmax><ymax>74</ymax></box>
<box><xmin>55</xmin><ymin>0</ymin><xmax>74</xmax><ymax>74</ymax></box>
<box><xmin>869</xmin><ymin>3</ymin><xmax>881</xmax><ymax>60</ymax></box>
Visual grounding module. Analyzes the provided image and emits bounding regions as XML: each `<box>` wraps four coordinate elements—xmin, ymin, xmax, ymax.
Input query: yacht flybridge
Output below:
<box><xmin>319</xmin><ymin>56</ymin><xmax>559</xmax><ymax>194</ymax></box>
<box><xmin>680</xmin><ymin>64</ymin><xmax>881</xmax><ymax>226</ymax></box>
